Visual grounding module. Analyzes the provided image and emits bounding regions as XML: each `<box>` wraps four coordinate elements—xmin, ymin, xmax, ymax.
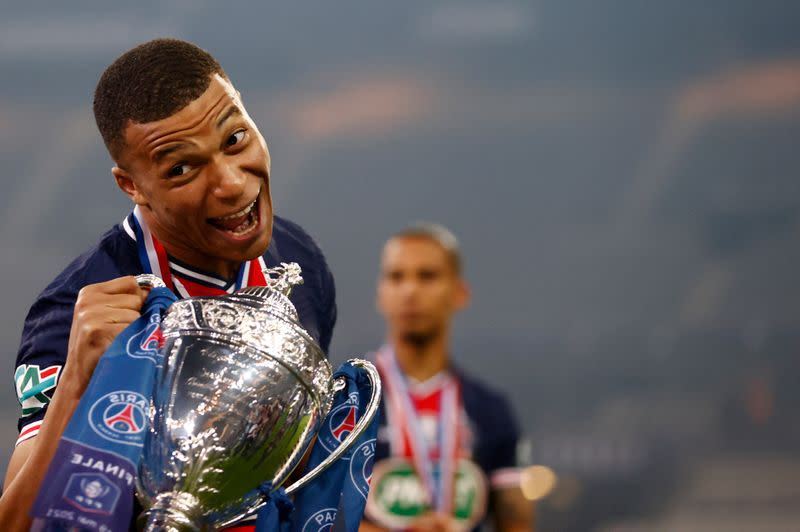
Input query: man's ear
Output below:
<box><xmin>112</xmin><ymin>166</ymin><xmax>147</xmax><ymax>206</ymax></box>
<box><xmin>375</xmin><ymin>279</ymin><xmax>386</xmax><ymax>317</ymax></box>
<box><xmin>454</xmin><ymin>278</ymin><xmax>471</xmax><ymax>312</ymax></box>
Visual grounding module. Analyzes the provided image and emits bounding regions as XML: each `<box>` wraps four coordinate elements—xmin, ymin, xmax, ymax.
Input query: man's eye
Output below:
<box><xmin>168</xmin><ymin>164</ymin><xmax>190</xmax><ymax>177</ymax></box>
<box><xmin>418</xmin><ymin>270</ymin><xmax>437</xmax><ymax>281</ymax></box>
<box><xmin>226</xmin><ymin>130</ymin><xmax>246</xmax><ymax>146</ymax></box>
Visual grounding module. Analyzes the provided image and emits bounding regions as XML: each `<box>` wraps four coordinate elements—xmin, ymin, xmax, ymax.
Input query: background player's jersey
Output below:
<box><xmin>367</xmin><ymin>366</ymin><xmax>522</xmax><ymax>531</ymax></box>
<box><xmin>13</xmin><ymin>213</ymin><xmax>336</xmax><ymax>445</ymax></box>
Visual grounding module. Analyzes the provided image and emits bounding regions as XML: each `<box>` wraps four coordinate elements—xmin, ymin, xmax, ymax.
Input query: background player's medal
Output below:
<box><xmin>366</xmin><ymin>457</ymin><xmax>488</xmax><ymax>530</ymax></box>
<box><xmin>136</xmin><ymin>263</ymin><xmax>381</xmax><ymax>530</ymax></box>
<box><xmin>377</xmin><ymin>348</ymin><xmax>461</xmax><ymax>512</ymax></box>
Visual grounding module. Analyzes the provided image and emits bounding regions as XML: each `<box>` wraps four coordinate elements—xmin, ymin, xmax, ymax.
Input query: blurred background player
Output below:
<box><xmin>360</xmin><ymin>224</ymin><xmax>533</xmax><ymax>532</ymax></box>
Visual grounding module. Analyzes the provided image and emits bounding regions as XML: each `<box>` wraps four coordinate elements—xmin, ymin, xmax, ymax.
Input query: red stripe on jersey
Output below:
<box><xmin>248</xmin><ymin>258</ymin><xmax>268</xmax><ymax>286</ymax></box>
<box><xmin>19</xmin><ymin>423</ymin><xmax>41</xmax><ymax>438</ymax></box>
<box><xmin>40</xmin><ymin>367</ymin><xmax>59</xmax><ymax>378</ymax></box>
<box><xmin>17</xmin><ymin>421</ymin><xmax>43</xmax><ymax>445</ymax></box>
<box><xmin>397</xmin><ymin>381</ymin><xmax>467</xmax><ymax>461</ymax></box>
<box><xmin>153</xmin><ymin>239</ymin><xmax>172</xmax><ymax>289</ymax></box>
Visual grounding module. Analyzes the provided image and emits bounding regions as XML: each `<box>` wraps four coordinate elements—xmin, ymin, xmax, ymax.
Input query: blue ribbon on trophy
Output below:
<box><xmin>31</xmin><ymin>283</ymin><xmax>176</xmax><ymax>531</ymax></box>
<box><xmin>252</xmin><ymin>361</ymin><xmax>379</xmax><ymax>532</ymax></box>
<box><xmin>286</xmin><ymin>362</ymin><xmax>379</xmax><ymax>532</ymax></box>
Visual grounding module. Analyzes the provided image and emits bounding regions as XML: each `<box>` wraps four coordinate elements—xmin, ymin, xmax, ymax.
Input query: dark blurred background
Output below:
<box><xmin>2</xmin><ymin>1</ymin><xmax>800</xmax><ymax>530</ymax></box>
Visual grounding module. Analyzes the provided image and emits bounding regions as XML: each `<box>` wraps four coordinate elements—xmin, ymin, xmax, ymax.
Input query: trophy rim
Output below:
<box><xmin>161</xmin><ymin>325</ymin><xmax>330</xmax><ymax>388</ymax></box>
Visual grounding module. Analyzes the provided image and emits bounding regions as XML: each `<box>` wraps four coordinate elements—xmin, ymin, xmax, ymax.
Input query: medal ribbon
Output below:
<box><xmin>376</xmin><ymin>346</ymin><xmax>460</xmax><ymax>514</ymax></box>
<box><xmin>127</xmin><ymin>206</ymin><xmax>268</xmax><ymax>296</ymax></box>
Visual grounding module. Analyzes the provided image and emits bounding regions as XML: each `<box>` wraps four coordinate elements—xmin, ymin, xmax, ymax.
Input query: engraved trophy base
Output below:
<box><xmin>139</xmin><ymin>492</ymin><xmax>204</xmax><ymax>532</ymax></box>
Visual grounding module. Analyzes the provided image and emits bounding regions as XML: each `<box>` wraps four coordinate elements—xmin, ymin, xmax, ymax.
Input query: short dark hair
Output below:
<box><xmin>93</xmin><ymin>38</ymin><xmax>227</xmax><ymax>159</ymax></box>
<box><xmin>390</xmin><ymin>222</ymin><xmax>463</xmax><ymax>274</ymax></box>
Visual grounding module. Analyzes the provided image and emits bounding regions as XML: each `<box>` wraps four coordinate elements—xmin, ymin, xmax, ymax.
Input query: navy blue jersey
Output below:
<box><xmin>366</xmin><ymin>364</ymin><xmax>521</xmax><ymax>530</ymax></box>
<box><xmin>13</xmin><ymin>214</ymin><xmax>336</xmax><ymax>445</ymax></box>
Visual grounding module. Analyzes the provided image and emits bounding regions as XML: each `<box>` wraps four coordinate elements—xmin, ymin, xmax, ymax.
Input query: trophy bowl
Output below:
<box><xmin>135</xmin><ymin>264</ymin><xmax>379</xmax><ymax>530</ymax></box>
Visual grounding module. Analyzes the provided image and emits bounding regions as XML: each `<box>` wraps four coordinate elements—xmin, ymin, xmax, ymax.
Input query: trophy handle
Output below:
<box><xmin>135</xmin><ymin>273</ymin><xmax>166</xmax><ymax>289</ymax></box>
<box><xmin>284</xmin><ymin>358</ymin><xmax>382</xmax><ymax>495</ymax></box>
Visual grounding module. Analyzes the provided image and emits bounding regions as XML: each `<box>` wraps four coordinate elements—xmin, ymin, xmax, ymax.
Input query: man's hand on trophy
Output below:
<box><xmin>62</xmin><ymin>276</ymin><xmax>150</xmax><ymax>394</ymax></box>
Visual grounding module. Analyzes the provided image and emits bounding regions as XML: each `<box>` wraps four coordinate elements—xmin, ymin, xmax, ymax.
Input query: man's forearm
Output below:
<box><xmin>493</xmin><ymin>487</ymin><xmax>535</xmax><ymax>532</ymax></box>
<box><xmin>0</xmin><ymin>373</ymin><xmax>84</xmax><ymax>530</ymax></box>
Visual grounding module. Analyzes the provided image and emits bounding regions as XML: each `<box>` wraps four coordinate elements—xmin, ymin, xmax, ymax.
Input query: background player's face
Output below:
<box><xmin>113</xmin><ymin>74</ymin><xmax>273</xmax><ymax>275</ymax></box>
<box><xmin>377</xmin><ymin>237</ymin><xmax>468</xmax><ymax>343</ymax></box>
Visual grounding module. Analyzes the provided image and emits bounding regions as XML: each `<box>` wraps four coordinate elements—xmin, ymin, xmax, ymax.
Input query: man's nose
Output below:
<box><xmin>210</xmin><ymin>161</ymin><xmax>246</xmax><ymax>199</ymax></box>
<box><xmin>398</xmin><ymin>278</ymin><xmax>420</xmax><ymax>298</ymax></box>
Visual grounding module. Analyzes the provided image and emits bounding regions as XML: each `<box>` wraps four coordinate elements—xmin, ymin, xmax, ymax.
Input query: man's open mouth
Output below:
<box><xmin>207</xmin><ymin>195</ymin><xmax>260</xmax><ymax>236</ymax></box>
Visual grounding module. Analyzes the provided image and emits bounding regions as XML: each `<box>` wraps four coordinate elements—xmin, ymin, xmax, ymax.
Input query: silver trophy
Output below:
<box><xmin>135</xmin><ymin>263</ymin><xmax>381</xmax><ymax>530</ymax></box>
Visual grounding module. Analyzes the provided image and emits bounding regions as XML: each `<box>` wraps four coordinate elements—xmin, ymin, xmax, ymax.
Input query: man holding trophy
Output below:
<box><xmin>1</xmin><ymin>39</ymin><xmax>378</xmax><ymax>531</ymax></box>
<box><xmin>362</xmin><ymin>224</ymin><xmax>533</xmax><ymax>531</ymax></box>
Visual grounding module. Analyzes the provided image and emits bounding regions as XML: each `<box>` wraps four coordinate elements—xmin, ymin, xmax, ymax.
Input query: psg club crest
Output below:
<box><xmin>302</xmin><ymin>507</ymin><xmax>337</xmax><ymax>532</ymax></box>
<box><xmin>349</xmin><ymin>438</ymin><xmax>376</xmax><ymax>500</ymax></box>
<box><xmin>125</xmin><ymin>314</ymin><xmax>164</xmax><ymax>363</ymax></box>
<box><xmin>89</xmin><ymin>391</ymin><xmax>148</xmax><ymax>446</ymax></box>
<box><xmin>63</xmin><ymin>472</ymin><xmax>121</xmax><ymax>515</ymax></box>
<box><xmin>317</xmin><ymin>392</ymin><xmax>359</xmax><ymax>456</ymax></box>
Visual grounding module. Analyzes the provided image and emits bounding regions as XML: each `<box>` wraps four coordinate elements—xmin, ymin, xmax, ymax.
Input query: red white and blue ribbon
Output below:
<box><xmin>376</xmin><ymin>346</ymin><xmax>461</xmax><ymax>514</ymax></box>
<box><xmin>124</xmin><ymin>206</ymin><xmax>268</xmax><ymax>298</ymax></box>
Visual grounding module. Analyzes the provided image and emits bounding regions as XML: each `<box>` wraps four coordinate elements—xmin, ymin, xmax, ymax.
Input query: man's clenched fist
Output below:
<box><xmin>62</xmin><ymin>276</ymin><xmax>150</xmax><ymax>394</ymax></box>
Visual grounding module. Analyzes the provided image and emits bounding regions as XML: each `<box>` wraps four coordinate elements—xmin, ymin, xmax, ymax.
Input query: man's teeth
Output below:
<box><xmin>226</xmin><ymin>210</ymin><xmax>257</xmax><ymax>235</ymax></box>
<box><xmin>209</xmin><ymin>197</ymin><xmax>259</xmax><ymax>235</ymax></box>
<box><xmin>217</xmin><ymin>199</ymin><xmax>256</xmax><ymax>221</ymax></box>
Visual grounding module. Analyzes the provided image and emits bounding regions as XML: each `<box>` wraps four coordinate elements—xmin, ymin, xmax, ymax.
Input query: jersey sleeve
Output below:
<box><xmin>13</xmin><ymin>281</ymin><xmax>78</xmax><ymax>445</ymax></box>
<box><xmin>461</xmin><ymin>375</ymin><xmax>524</xmax><ymax>491</ymax></box>
<box><xmin>296</xmin><ymin>220</ymin><xmax>337</xmax><ymax>353</ymax></box>
<box><xmin>316</xmin><ymin>248</ymin><xmax>337</xmax><ymax>354</ymax></box>
<box><xmin>483</xmin><ymin>392</ymin><xmax>523</xmax><ymax>490</ymax></box>
<box><xmin>270</xmin><ymin>215</ymin><xmax>338</xmax><ymax>354</ymax></box>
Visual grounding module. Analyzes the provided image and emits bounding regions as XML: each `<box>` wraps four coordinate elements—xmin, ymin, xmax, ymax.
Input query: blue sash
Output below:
<box><xmin>30</xmin><ymin>287</ymin><xmax>176</xmax><ymax>531</ymax></box>
<box><xmin>257</xmin><ymin>361</ymin><xmax>379</xmax><ymax>532</ymax></box>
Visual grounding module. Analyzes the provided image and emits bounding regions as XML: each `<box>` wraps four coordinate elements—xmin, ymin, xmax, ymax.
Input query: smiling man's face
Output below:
<box><xmin>113</xmin><ymin>74</ymin><xmax>273</xmax><ymax>278</ymax></box>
